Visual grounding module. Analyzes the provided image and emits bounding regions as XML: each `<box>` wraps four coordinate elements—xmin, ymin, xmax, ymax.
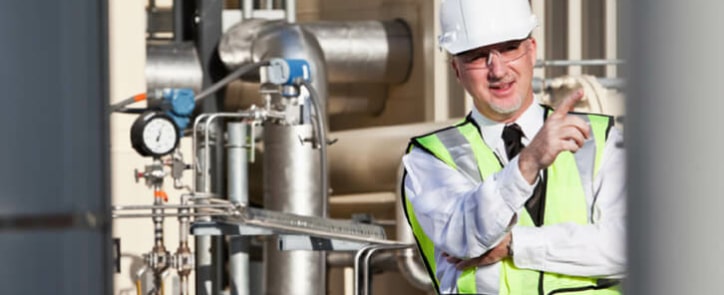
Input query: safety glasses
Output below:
<box><xmin>455</xmin><ymin>38</ymin><xmax>531</xmax><ymax>70</ymax></box>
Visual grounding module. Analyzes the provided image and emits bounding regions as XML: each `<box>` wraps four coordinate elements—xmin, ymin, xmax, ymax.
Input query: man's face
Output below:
<box><xmin>452</xmin><ymin>37</ymin><xmax>537</xmax><ymax>123</ymax></box>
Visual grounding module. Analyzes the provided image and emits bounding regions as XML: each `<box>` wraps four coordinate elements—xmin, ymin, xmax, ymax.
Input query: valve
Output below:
<box><xmin>134</xmin><ymin>162</ymin><xmax>166</xmax><ymax>188</ymax></box>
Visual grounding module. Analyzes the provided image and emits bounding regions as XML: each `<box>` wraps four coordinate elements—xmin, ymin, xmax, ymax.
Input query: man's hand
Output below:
<box><xmin>518</xmin><ymin>89</ymin><xmax>590</xmax><ymax>184</ymax></box>
<box><xmin>443</xmin><ymin>233</ymin><xmax>512</xmax><ymax>270</ymax></box>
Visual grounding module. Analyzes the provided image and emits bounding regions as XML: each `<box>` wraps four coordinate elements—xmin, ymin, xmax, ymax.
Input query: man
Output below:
<box><xmin>401</xmin><ymin>0</ymin><xmax>626</xmax><ymax>294</ymax></box>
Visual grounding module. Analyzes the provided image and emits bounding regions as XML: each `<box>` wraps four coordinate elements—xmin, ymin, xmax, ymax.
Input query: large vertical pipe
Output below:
<box><xmin>627</xmin><ymin>1</ymin><xmax>724</xmax><ymax>294</ymax></box>
<box><xmin>228</xmin><ymin>122</ymin><xmax>250</xmax><ymax>295</ymax></box>
<box><xmin>263</xmin><ymin>124</ymin><xmax>325</xmax><ymax>295</ymax></box>
<box><xmin>253</xmin><ymin>24</ymin><xmax>328</xmax><ymax>295</ymax></box>
<box><xmin>195</xmin><ymin>1</ymin><xmax>226</xmax><ymax>294</ymax></box>
<box><xmin>0</xmin><ymin>0</ymin><xmax>110</xmax><ymax>294</ymax></box>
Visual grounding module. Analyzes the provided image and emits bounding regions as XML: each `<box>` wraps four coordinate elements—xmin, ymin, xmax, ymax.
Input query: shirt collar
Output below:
<box><xmin>470</xmin><ymin>98</ymin><xmax>545</xmax><ymax>153</ymax></box>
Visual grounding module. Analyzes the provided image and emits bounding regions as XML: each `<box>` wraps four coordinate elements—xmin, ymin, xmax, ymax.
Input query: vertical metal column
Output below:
<box><xmin>0</xmin><ymin>0</ymin><xmax>110</xmax><ymax>294</ymax></box>
<box><xmin>263</xmin><ymin>124</ymin><xmax>325</xmax><ymax>295</ymax></box>
<box><xmin>195</xmin><ymin>134</ymin><xmax>215</xmax><ymax>295</ymax></box>
<box><xmin>194</xmin><ymin>1</ymin><xmax>226</xmax><ymax>294</ymax></box>
<box><xmin>627</xmin><ymin>1</ymin><xmax>724</xmax><ymax>294</ymax></box>
<box><xmin>567</xmin><ymin>0</ymin><xmax>582</xmax><ymax>75</ymax></box>
<box><xmin>228</xmin><ymin>122</ymin><xmax>250</xmax><ymax>295</ymax></box>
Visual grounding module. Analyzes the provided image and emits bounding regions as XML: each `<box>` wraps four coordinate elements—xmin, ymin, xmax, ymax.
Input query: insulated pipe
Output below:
<box><xmin>250</xmin><ymin>24</ymin><xmax>328</xmax><ymax>113</ymax></box>
<box><xmin>254</xmin><ymin>24</ymin><xmax>328</xmax><ymax>295</ymax></box>
<box><xmin>146</xmin><ymin>42</ymin><xmax>203</xmax><ymax>93</ymax></box>
<box><xmin>247</xmin><ymin>120</ymin><xmax>457</xmax><ymax>204</ymax></box>
<box><xmin>327</xmin><ymin>120</ymin><xmax>457</xmax><ymax>195</ymax></box>
<box><xmin>218</xmin><ymin>20</ymin><xmax>412</xmax><ymax>84</ymax></box>
<box><xmin>395</xmin><ymin>163</ymin><xmax>434</xmax><ymax>291</ymax></box>
<box><xmin>263</xmin><ymin>124</ymin><xmax>325</xmax><ymax>295</ymax></box>
<box><xmin>301</xmin><ymin>20</ymin><xmax>412</xmax><ymax>84</ymax></box>
<box><xmin>228</xmin><ymin>122</ymin><xmax>250</xmax><ymax>295</ymax></box>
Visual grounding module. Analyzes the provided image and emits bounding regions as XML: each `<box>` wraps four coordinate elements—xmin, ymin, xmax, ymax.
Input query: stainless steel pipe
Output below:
<box><xmin>395</xmin><ymin>165</ymin><xmax>434</xmax><ymax>291</ymax></box>
<box><xmin>328</xmin><ymin>120</ymin><xmax>457</xmax><ymax>195</ymax></box>
<box><xmin>248</xmin><ymin>120</ymin><xmax>457</xmax><ymax>203</ymax></box>
<box><xmin>218</xmin><ymin>20</ymin><xmax>412</xmax><ymax>84</ymax></box>
<box><xmin>263</xmin><ymin>124</ymin><xmax>325</xmax><ymax>295</ymax></box>
<box><xmin>146</xmin><ymin>41</ymin><xmax>203</xmax><ymax>93</ymax></box>
<box><xmin>228</xmin><ymin>122</ymin><xmax>251</xmax><ymax>295</ymax></box>
<box><xmin>302</xmin><ymin>20</ymin><xmax>411</xmax><ymax>84</ymax></box>
<box><xmin>223</xmin><ymin>81</ymin><xmax>387</xmax><ymax>116</ymax></box>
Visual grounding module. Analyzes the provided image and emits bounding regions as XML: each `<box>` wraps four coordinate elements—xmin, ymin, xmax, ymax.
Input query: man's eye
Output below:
<box><xmin>504</xmin><ymin>45</ymin><xmax>520</xmax><ymax>52</ymax></box>
<box><xmin>469</xmin><ymin>52</ymin><xmax>488</xmax><ymax>62</ymax></box>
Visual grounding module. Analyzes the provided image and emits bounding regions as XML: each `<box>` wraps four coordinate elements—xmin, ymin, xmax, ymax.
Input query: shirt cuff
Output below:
<box><xmin>511</xmin><ymin>226</ymin><xmax>546</xmax><ymax>270</ymax></box>
<box><xmin>498</xmin><ymin>156</ymin><xmax>537</xmax><ymax>212</ymax></box>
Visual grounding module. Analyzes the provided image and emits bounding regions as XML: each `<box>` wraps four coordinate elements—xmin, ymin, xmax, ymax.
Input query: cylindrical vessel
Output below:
<box><xmin>263</xmin><ymin>124</ymin><xmax>325</xmax><ymax>295</ymax></box>
<box><xmin>228</xmin><ymin>122</ymin><xmax>250</xmax><ymax>295</ymax></box>
<box><xmin>146</xmin><ymin>41</ymin><xmax>203</xmax><ymax>93</ymax></box>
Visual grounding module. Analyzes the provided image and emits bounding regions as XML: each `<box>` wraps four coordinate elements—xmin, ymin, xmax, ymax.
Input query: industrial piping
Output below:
<box><xmin>252</xmin><ymin>23</ymin><xmax>329</xmax><ymax>295</ymax></box>
<box><xmin>146</xmin><ymin>41</ymin><xmax>204</xmax><ymax>94</ymax></box>
<box><xmin>219</xmin><ymin>19</ymin><xmax>412</xmax><ymax>84</ymax></box>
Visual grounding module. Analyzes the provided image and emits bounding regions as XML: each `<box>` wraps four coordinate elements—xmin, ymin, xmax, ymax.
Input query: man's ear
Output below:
<box><xmin>528</xmin><ymin>37</ymin><xmax>538</xmax><ymax>65</ymax></box>
<box><xmin>451</xmin><ymin>57</ymin><xmax>461</xmax><ymax>81</ymax></box>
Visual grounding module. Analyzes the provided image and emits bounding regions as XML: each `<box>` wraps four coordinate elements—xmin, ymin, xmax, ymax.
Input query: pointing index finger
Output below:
<box><xmin>552</xmin><ymin>89</ymin><xmax>584</xmax><ymax>119</ymax></box>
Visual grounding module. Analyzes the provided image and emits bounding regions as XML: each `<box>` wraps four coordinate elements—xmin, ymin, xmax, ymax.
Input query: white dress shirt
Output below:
<box><xmin>402</xmin><ymin>102</ymin><xmax>626</xmax><ymax>294</ymax></box>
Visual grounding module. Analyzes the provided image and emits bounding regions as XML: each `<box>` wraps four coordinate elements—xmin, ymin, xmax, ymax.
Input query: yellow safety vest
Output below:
<box><xmin>401</xmin><ymin>109</ymin><xmax>621</xmax><ymax>295</ymax></box>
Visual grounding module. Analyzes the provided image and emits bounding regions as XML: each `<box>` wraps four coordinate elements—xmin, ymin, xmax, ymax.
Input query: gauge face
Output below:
<box><xmin>142</xmin><ymin>117</ymin><xmax>178</xmax><ymax>155</ymax></box>
<box><xmin>131</xmin><ymin>112</ymin><xmax>180</xmax><ymax>157</ymax></box>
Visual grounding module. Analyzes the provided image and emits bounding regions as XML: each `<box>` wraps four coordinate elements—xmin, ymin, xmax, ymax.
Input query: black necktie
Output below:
<box><xmin>502</xmin><ymin>124</ymin><xmax>545</xmax><ymax>226</ymax></box>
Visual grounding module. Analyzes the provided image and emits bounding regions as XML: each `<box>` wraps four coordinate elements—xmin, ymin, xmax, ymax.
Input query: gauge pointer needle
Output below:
<box><xmin>156</xmin><ymin>130</ymin><xmax>162</xmax><ymax>142</ymax></box>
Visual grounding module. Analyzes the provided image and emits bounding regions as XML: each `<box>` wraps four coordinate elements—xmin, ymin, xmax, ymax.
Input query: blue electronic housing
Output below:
<box><xmin>284</xmin><ymin>59</ymin><xmax>311</xmax><ymax>85</ymax></box>
<box><xmin>161</xmin><ymin>88</ymin><xmax>195</xmax><ymax>130</ymax></box>
<box><xmin>267</xmin><ymin>58</ymin><xmax>312</xmax><ymax>86</ymax></box>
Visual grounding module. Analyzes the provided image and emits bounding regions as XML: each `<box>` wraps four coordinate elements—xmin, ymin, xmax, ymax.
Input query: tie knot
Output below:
<box><xmin>502</xmin><ymin>123</ymin><xmax>524</xmax><ymax>160</ymax></box>
<box><xmin>502</xmin><ymin>123</ymin><xmax>524</xmax><ymax>143</ymax></box>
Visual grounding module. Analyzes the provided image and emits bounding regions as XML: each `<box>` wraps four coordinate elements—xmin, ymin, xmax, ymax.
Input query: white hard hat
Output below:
<box><xmin>439</xmin><ymin>0</ymin><xmax>538</xmax><ymax>55</ymax></box>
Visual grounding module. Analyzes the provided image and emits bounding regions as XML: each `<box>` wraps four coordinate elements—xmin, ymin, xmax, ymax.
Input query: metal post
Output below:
<box><xmin>228</xmin><ymin>122</ymin><xmax>250</xmax><ymax>295</ymax></box>
<box><xmin>0</xmin><ymin>0</ymin><xmax>110</xmax><ymax>294</ymax></box>
<box><xmin>243</xmin><ymin>0</ymin><xmax>253</xmax><ymax>19</ymax></box>
<box><xmin>195</xmin><ymin>137</ymin><xmax>215</xmax><ymax>295</ymax></box>
<box><xmin>285</xmin><ymin>0</ymin><xmax>296</xmax><ymax>23</ymax></box>
<box><xmin>194</xmin><ymin>1</ymin><xmax>226</xmax><ymax>294</ymax></box>
<box><xmin>626</xmin><ymin>1</ymin><xmax>724</xmax><ymax>294</ymax></box>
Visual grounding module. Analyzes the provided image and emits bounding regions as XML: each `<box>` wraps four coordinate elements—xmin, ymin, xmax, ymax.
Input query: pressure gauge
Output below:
<box><xmin>130</xmin><ymin>111</ymin><xmax>180</xmax><ymax>157</ymax></box>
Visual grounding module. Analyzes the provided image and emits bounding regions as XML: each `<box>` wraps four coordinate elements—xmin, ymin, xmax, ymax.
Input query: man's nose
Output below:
<box><xmin>487</xmin><ymin>51</ymin><xmax>507</xmax><ymax>78</ymax></box>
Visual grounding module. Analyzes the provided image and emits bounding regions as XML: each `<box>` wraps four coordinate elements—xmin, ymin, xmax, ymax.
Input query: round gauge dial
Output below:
<box><xmin>131</xmin><ymin>112</ymin><xmax>180</xmax><ymax>157</ymax></box>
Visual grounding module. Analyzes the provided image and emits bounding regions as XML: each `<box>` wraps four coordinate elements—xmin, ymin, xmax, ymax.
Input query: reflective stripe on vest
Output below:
<box><xmin>402</xmin><ymin>111</ymin><xmax>618</xmax><ymax>295</ymax></box>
